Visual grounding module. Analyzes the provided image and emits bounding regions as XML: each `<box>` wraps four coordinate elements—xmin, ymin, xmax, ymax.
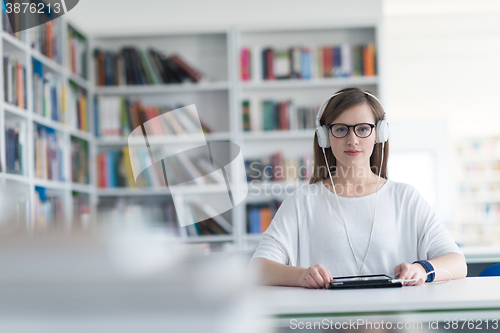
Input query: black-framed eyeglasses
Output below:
<box><xmin>327</xmin><ymin>123</ymin><xmax>375</xmax><ymax>139</ymax></box>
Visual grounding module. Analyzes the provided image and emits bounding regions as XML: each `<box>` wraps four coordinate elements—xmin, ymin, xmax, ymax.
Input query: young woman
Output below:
<box><xmin>248</xmin><ymin>87</ymin><xmax>467</xmax><ymax>289</ymax></box>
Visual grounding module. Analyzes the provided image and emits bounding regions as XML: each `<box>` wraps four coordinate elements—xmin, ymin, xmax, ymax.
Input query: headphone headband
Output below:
<box><xmin>315</xmin><ymin>91</ymin><xmax>386</xmax><ymax>127</ymax></box>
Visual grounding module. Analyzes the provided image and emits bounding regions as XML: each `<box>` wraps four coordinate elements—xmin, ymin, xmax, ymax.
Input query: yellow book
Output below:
<box><xmin>81</xmin><ymin>95</ymin><xmax>88</xmax><ymax>131</ymax></box>
<box><xmin>61</xmin><ymin>84</ymin><xmax>67</xmax><ymax>125</ymax></box>
<box><xmin>122</xmin><ymin>148</ymin><xmax>137</xmax><ymax>188</ymax></box>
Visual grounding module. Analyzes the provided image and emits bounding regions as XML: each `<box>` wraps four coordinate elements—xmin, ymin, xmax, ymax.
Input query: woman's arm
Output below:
<box><xmin>249</xmin><ymin>258</ymin><xmax>305</xmax><ymax>287</ymax></box>
<box><xmin>429</xmin><ymin>252</ymin><xmax>467</xmax><ymax>281</ymax></box>
<box><xmin>394</xmin><ymin>252</ymin><xmax>467</xmax><ymax>286</ymax></box>
<box><xmin>249</xmin><ymin>257</ymin><xmax>332</xmax><ymax>289</ymax></box>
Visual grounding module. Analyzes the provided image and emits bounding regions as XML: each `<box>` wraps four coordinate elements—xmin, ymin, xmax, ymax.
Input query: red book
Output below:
<box><xmin>47</xmin><ymin>21</ymin><xmax>53</xmax><ymax>59</ymax></box>
<box><xmin>322</xmin><ymin>47</ymin><xmax>332</xmax><ymax>78</ymax></box>
<box><xmin>97</xmin><ymin>154</ymin><xmax>104</xmax><ymax>188</ymax></box>
<box><xmin>241</xmin><ymin>48</ymin><xmax>250</xmax><ymax>81</ymax></box>
<box><xmin>266</xmin><ymin>49</ymin><xmax>275</xmax><ymax>80</ymax></box>
<box><xmin>280</xmin><ymin>102</ymin><xmax>289</xmax><ymax>130</ymax></box>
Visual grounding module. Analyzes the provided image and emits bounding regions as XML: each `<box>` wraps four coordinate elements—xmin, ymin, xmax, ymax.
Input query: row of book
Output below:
<box><xmin>182</xmin><ymin>202</ymin><xmax>233</xmax><ymax>237</ymax></box>
<box><xmin>245</xmin><ymin>152</ymin><xmax>313</xmax><ymax>183</ymax></box>
<box><xmin>97</xmin><ymin>199</ymin><xmax>232</xmax><ymax>237</ymax></box>
<box><xmin>2</xmin><ymin>11</ymin><xmax>22</xmax><ymax>39</ymax></box>
<box><xmin>96</xmin><ymin>97</ymin><xmax>213</xmax><ymax>138</ymax></box>
<box><xmin>241</xmin><ymin>43</ymin><xmax>376</xmax><ymax>81</ymax></box>
<box><xmin>72</xmin><ymin>192</ymin><xmax>90</xmax><ymax>228</ymax></box>
<box><xmin>33</xmin><ymin>58</ymin><xmax>64</xmax><ymax>121</ymax></box>
<box><xmin>68</xmin><ymin>82</ymin><xmax>89</xmax><ymax>132</ymax></box>
<box><xmin>34</xmin><ymin>124</ymin><xmax>64</xmax><ymax>181</ymax></box>
<box><xmin>242</xmin><ymin>99</ymin><xmax>317</xmax><ymax>132</ymax></box>
<box><xmin>67</xmin><ymin>25</ymin><xmax>88</xmax><ymax>79</ymax></box>
<box><xmin>5</xmin><ymin>121</ymin><xmax>25</xmax><ymax>175</ymax></box>
<box><xmin>71</xmin><ymin>137</ymin><xmax>89</xmax><ymax>184</ymax></box>
<box><xmin>458</xmin><ymin>137</ymin><xmax>500</xmax><ymax>156</ymax></box>
<box><xmin>30</xmin><ymin>16</ymin><xmax>62</xmax><ymax>64</ymax></box>
<box><xmin>97</xmin><ymin>148</ymin><xmax>223</xmax><ymax>188</ymax></box>
<box><xmin>247</xmin><ymin>200</ymin><xmax>281</xmax><ymax>234</ymax></box>
<box><xmin>457</xmin><ymin>203</ymin><xmax>500</xmax><ymax>224</ymax></box>
<box><xmin>98</xmin><ymin>199</ymin><xmax>179</xmax><ymax>235</ymax></box>
<box><xmin>33</xmin><ymin>186</ymin><xmax>64</xmax><ymax>230</ymax></box>
<box><xmin>3</xmin><ymin>56</ymin><xmax>27</xmax><ymax>108</ymax></box>
<box><xmin>94</xmin><ymin>47</ymin><xmax>203</xmax><ymax>86</ymax></box>
<box><xmin>33</xmin><ymin>59</ymin><xmax>90</xmax><ymax>131</ymax></box>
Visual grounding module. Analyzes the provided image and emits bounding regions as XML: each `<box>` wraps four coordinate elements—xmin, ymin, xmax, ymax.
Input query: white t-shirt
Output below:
<box><xmin>251</xmin><ymin>179</ymin><xmax>463</xmax><ymax>277</ymax></box>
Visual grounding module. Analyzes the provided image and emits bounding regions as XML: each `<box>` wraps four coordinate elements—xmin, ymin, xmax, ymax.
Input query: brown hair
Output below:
<box><xmin>309</xmin><ymin>87</ymin><xmax>389</xmax><ymax>184</ymax></box>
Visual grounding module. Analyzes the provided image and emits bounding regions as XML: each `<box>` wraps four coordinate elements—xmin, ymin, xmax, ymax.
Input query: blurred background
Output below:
<box><xmin>1</xmin><ymin>0</ymin><xmax>500</xmax><ymax>332</ymax></box>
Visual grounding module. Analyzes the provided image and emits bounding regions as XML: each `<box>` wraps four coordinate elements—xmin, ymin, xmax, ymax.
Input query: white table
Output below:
<box><xmin>252</xmin><ymin>277</ymin><xmax>500</xmax><ymax>328</ymax></box>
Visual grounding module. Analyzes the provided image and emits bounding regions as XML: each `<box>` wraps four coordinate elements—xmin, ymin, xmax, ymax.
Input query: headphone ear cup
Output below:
<box><xmin>375</xmin><ymin>120</ymin><xmax>389</xmax><ymax>143</ymax></box>
<box><xmin>316</xmin><ymin>125</ymin><xmax>330</xmax><ymax>148</ymax></box>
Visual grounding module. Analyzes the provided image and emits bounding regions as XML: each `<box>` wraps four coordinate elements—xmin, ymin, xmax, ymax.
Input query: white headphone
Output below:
<box><xmin>314</xmin><ymin>90</ymin><xmax>388</xmax><ymax>276</ymax></box>
<box><xmin>315</xmin><ymin>91</ymin><xmax>389</xmax><ymax>148</ymax></box>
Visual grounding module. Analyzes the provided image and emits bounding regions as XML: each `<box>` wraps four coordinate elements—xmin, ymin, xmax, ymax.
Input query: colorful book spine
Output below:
<box><xmin>5</xmin><ymin>121</ymin><xmax>25</xmax><ymax>175</ymax></box>
<box><xmin>34</xmin><ymin>124</ymin><xmax>64</xmax><ymax>181</ymax></box>
<box><xmin>71</xmin><ymin>137</ymin><xmax>89</xmax><ymax>184</ymax></box>
<box><xmin>3</xmin><ymin>56</ymin><xmax>27</xmax><ymax>108</ymax></box>
<box><xmin>245</xmin><ymin>152</ymin><xmax>313</xmax><ymax>183</ymax></box>
<box><xmin>30</xmin><ymin>18</ymin><xmax>62</xmax><ymax>64</ymax></box>
<box><xmin>32</xmin><ymin>58</ymin><xmax>67</xmax><ymax>123</ymax></box>
<box><xmin>96</xmin><ymin>98</ymin><xmax>212</xmax><ymax>138</ymax></box>
<box><xmin>68</xmin><ymin>82</ymin><xmax>89</xmax><ymax>132</ymax></box>
<box><xmin>247</xmin><ymin>200</ymin><xmax>282</xmax><ymax>234</ymax></box>
<box><xmin>240</xmin><ymin>48</ymin><xmax>251</xmax><ymax>81</ymax></box>
<box><xmin>243</xmin><ymin>99</ymin><xmax>317</xmax><ymax>131</ymax></box>
<box><xmin>245</xmin><ymin>43</ymin><xmax>376</xmax><ymax>81</ymax></box>
<box><xmin>67</xmin><ymin>25</ymin><xmax>88</xmax><ymax>79</ymax></box>
<box><xmin>94</xmin><ymin>47</ymin><xmax>205</xmax><ymax>86</ymax></box>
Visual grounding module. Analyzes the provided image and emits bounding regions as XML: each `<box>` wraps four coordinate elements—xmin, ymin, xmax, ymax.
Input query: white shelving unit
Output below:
<box><xmin>0</xmin><ymin>14</ymin><xmax>95</xmax><ymax>231</ymax></box>
<box><xmin>453</xmin><ymin>136</ymin><xmax>500</xmax><ymax>247</ymax></box>
<box><xmin>235</xmin><ymin>21</ymin><xmax>383</xmax><ymax>251</ymax></box>
<box><xmin>87</xmin><ymin>20</ymin><xmax>384</xmax><ymax>252</ymax></box>
<box><xmin>90</xmin><ymin>27</ymin><xmax>239</xmax><ymax>251</ymax></box>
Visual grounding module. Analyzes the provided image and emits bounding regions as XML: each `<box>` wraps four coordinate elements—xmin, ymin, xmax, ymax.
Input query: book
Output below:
<box><xmin>94</xmin><ymin>47</ymin><xmax>206</xmax><ymax>86</ymax></box>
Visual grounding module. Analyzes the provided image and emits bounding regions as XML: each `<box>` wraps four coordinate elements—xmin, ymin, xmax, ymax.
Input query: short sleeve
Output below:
<box><xmin>250</xmin><ymin>190</ymin><xmax>301</xmax><ymax>265</ymax></box>
<box><xmin>410</xmin><ymin>186</ymin><xmax>464</xmax><ymax>260</ymax></box>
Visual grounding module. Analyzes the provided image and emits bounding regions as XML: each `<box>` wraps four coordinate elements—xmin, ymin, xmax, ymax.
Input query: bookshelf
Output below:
<box><xmin>0</xmin><ymin>15</ymin><xmax>385</xmax><ymax>251</ymax></box>
<box><xmin>453</xmin><ymin>136</ymin><xmax>500</xmax><ymax>247</ymax></box>
<box><xmin>235</xmin><ymin>22</ymin><xmax>383</xmax><ymax>251</ymax></box>
<box><xmin>0</xmin><ymin>13</ymin><xmax>94</xmax><ymax>232</ymax></box>
<box><xmin>90</xmin><ymin>28</ymin><xmax>238</xmax><ymax>251</ymax></box>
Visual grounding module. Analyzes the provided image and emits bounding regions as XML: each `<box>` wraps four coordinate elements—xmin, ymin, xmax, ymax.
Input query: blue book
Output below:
<box><xmin>35</xmin><ymin>186</ymin><xmax>47</xmax><ymax>202</ymax></box>
<box><xmin>249</xmin><ymin>208</ymin><xmax>261</xmax><ymax>234</ymax></box>
<box><xmin>94</xmin><ymin>97</ymin><xmax>99</xmax><ymax>137</ymax></box>
<box><xmin>300</xmin><ymin>49</ymin><xmax>311</xmax><ymax>80</ymax></box>
<box><xmin>51</xmin><ymin>85</ymin><xmax>57</xmax><ymax>121</ymax></box>
<box><xmin>333</xmin><ymin>46</ymin><xmax>342</xmax><ymax>77</ymax></box>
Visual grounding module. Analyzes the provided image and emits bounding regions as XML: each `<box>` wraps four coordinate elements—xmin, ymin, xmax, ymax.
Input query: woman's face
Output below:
<box><xmin>328</xmin><ymin>102</ymin><xmax>377</xmax><ymax>170</ymax></box>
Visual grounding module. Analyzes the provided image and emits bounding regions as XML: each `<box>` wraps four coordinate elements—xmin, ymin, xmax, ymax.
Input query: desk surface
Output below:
<box><xmin>253</xmin><ymin>277</ymin><xmax>500</xmax><ymax>320</ymax></box>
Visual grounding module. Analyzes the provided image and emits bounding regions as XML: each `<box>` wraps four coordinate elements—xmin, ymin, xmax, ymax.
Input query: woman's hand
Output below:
<box><xmin>394</xmin><ymin>262</ymin><xmax>427</xmax><ymax>286</ymax></box>
<box><xmin>299</xmin><ymin>264</ymin><xmax>332</xmax><ymax>289</ymax></box>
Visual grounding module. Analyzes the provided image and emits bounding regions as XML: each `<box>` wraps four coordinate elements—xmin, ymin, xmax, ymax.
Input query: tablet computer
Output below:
<box><xmin>328</xmin><ymin>274</ymin><xmax>402</xmax><ymax>289</ymax></box>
